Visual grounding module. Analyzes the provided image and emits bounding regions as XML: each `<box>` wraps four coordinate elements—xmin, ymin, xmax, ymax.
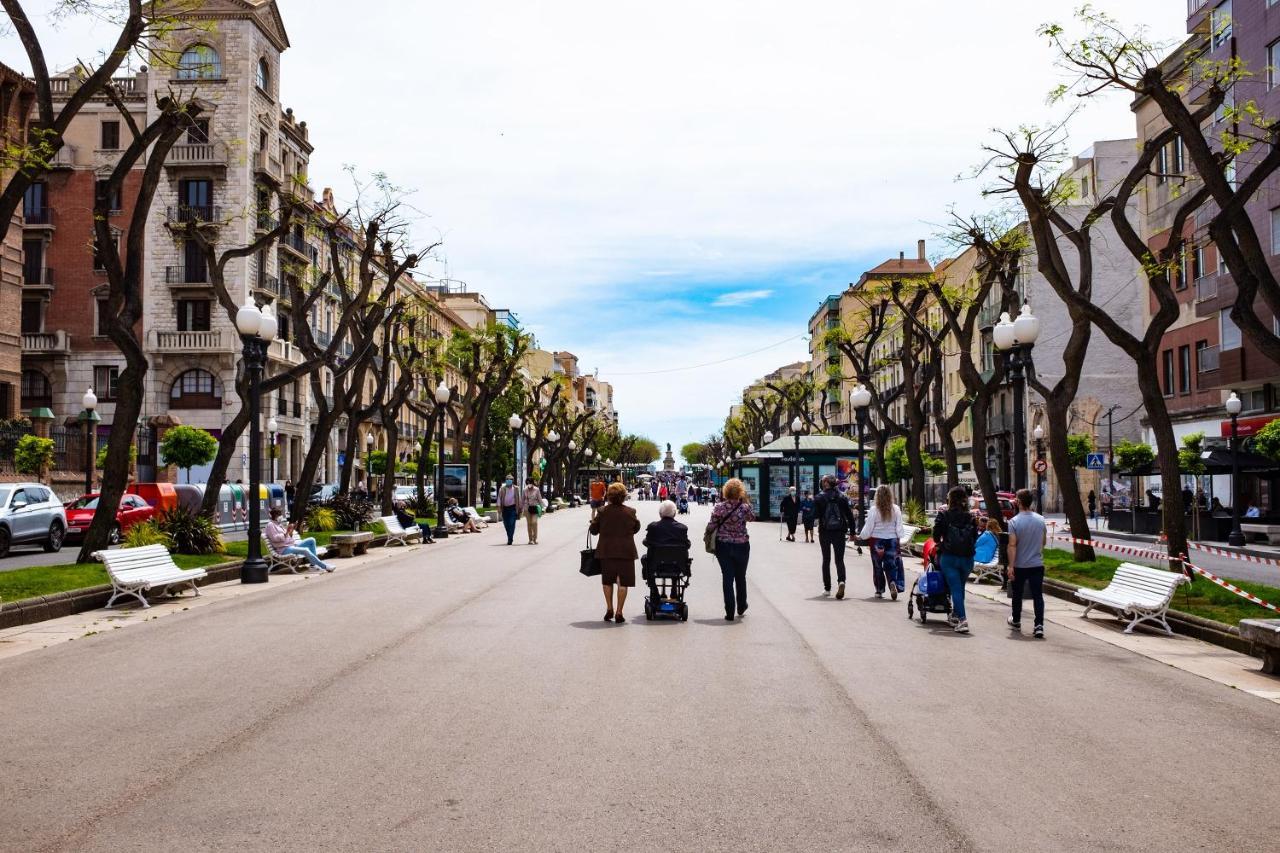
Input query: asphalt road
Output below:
<box><xmin>1</xmin><ymin>502</ymin><xmax>1277</xmax><ymax>852</ymax></box>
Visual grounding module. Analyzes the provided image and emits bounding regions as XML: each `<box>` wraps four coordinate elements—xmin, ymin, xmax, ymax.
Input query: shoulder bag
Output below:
<box><xmin>704</xmin><ymin>503</ymin><xmax>741</xmax><ymax>554</ymax></box>
<box><xmin>579</xmin><ymin>530</ymin><xmax>601</xmax><ymax>577</ymax></box>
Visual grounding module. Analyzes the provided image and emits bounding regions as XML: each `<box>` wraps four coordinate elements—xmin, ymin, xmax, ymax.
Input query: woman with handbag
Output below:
<box><xmin>523</xmin><ymin>480</ymin><xmax>544</xmax><ymax>544</ymax></box>
<box><xmin>589</xmin><ymin>482</ymin><xmax>641</xmax><ymax>623</ymax></box>
<box><xmin>706</xmin><ymin>477</ymin><xmax>755</xmax><ymax>621</ymax></box>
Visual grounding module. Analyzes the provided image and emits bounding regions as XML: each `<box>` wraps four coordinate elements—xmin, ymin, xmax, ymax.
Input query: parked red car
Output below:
<box><xmin>64</xmin><ymin>493</ymin><xmax>156</xmax><ymax>544</ymax></box>
<box><xmin>971</xmin><ymin>491</ymin><xmax>1017</xmax><ymax>523</ymax></box>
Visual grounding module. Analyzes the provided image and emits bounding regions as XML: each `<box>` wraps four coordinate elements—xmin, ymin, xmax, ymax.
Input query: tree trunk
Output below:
<box><xmin>415</xmin><ymin>434</ymin><xmax>430</xmax><ymax>510</ymax></box>
<box><xmin>969</xmin><ymin>404</ymin><xmax>1002</xmax><ymax>534</ymax></box>
<box><xmin>340</xmin><ymin>426</ymin><xmax>360</xmax><ymax>493</ymax></box>
<box><xmin>78</xmin><ymin>358</ymin><xmax>144</xmax><ymax>563</ymax></box>
<box><xmin>380</xmin><ymin>422</ymin><xmax>399</xmax><ymax>515</ymax></box>
<box><xmin>1043</xmin><ymin>396</ymin><xmax>1095</xmax><ymax>562</ymax></box>
<box><xmin>905</xmin><ymin>438</ymin><xmax>926</xmax><ymax>507</ymax></box>
<box><xmin>941</xmin><ymin>431</ymin><xmax>959</xmax><ymax>491</ymax></box>
<box><xmin>1139</xmin><ymin>360</ymin><xmax>1189</xmax><ymax>562</ymax></box>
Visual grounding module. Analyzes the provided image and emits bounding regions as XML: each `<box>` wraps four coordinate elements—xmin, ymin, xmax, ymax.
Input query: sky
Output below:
<box><xmin>2</xmin><ymin>0</ymin><xmax>1189</xmax><ymax>462</ymax></box>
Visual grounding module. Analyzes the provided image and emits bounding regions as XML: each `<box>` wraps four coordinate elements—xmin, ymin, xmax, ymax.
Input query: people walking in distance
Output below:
<box><xmin>589</xmin><ymin>477</ymin><xmax>606</xmax><ymax>519</ymax></box>
<box><xmin>707</xmin><ymin>477</ymin><xmax>755</xmax><ymax>621</ymax></box>
<box><xmin>284</xmin><ymin>479</ymin><xmax>295</xmax><ymax>512</ymax></box>
<box><xmin>814</xmin><ymin>476</ymin><xmax>856</xmax><ymax>598</ymax></box>
<box><xmin>643</xmin><ymin>500</ymin><xmax>690</xmax><ymax>604</ymax></box>
<box><xmin>1087</xmin><ymin>489</ymin><xmax>1097</xmax><ymax>521</ymax></box>
<box><xmin>858</xmin><ymin>484</ymin><xmax>905</xmax><ymax>600</ymax></box>
<box><xmin>799</xmin><ymin>490</ymin><xmax>815</xmax><ymax>543</ymax></box>
<box><xmin>523</xmin><ymin>479</ymin><xmax>543</xmax><ymax>544</ymax></box>
<box><xmin>589</xmin><ymin>482</ymin><xmax>640</xmax><ymax>623</ymax></box>
<box><xmin>1007</xmin><ymin>488</ymin><xmax>1048</xmax><ymax>638</ymax></box>
<box><xmin>933</xmin><ymin>486</ymin><xmax>978</xmax><ymax>634</ymax></box>
<box><xmin>497</xmin><ymin>474</ymin><xmax>521</xmax><ymax>545</ymax></box>
<box><xmin>780</xmin><ymin>486</ymin><xmax>799</xmax><ymax>542</ymax></box>
<box><xmin>265</xmin><ymin>507</ymin><xmax>334</xmax><ymax>572</ymax></box>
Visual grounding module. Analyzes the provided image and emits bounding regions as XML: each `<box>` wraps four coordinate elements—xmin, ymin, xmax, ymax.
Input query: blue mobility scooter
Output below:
<box><xmin>643</xmin><ymin>544</ymin><xmax>692</xmax><ymax>622</ymax></box>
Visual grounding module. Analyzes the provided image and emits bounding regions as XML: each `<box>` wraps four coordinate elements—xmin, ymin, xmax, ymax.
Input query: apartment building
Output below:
<box><xmin>0</xmin><ymin>62</ymin><xmax>33</xmax><ymax>419</ymax></box>
<box><xmin>806</xmin><ymin>294</ymin><xmax>852</xmax><ymax>435</ymax></box>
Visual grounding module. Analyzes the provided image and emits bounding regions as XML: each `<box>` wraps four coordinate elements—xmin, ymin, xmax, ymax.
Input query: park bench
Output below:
<box><xmin>96</xmin><ymin>544</ymin><xmax>208</xmax><ymax>610</ymax></box>
<box><xmin>1238</xmin><ymin>619</ymin><xmax>1280</xmax><ymax>675</ymax></box>
<box><xmin>1075</xmin><ymin>562</ymin><xmax>1186</xmax><ymax>635</ymax></box>
<box><xmin>378</xmin><ymin>515</ymin><xmax>422</xmax><ymax>547</ymax></box>
<box><xmin>331</xmin><ymin>531</ymin><xmax>374</xmax><ymax>558</ymax></box>
<box><xmin>971</xmin><ymin>558</ymin><xmax>1003</xmax><ymax>586</ymax></box>
<box><xmin>263</xmin><ymin>538</ymin><xmax>307</xmax><ymax>574</ymax></box>
<box><xmin>463</xmin><ymin>507</ymin><xmax>489</xmax><ymax>527</ymax></box>
<box><xmin>1239</xmin><ymin>523</ymin><xmax>1280</xmax><ymax>545</ymax></box>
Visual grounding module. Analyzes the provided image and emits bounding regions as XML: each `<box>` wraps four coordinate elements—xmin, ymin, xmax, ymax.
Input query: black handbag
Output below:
<box><xmin>579</xmin><ymin>531</ymin><xmax>601</xmax><ymax>577</ymax></box>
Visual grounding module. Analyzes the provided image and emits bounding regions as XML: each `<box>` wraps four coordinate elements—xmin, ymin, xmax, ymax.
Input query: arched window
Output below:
<box><xmin>256</xmin><ymin>57</ymin><xmax>270</xmax><ymax>92</ymax></box>
<box><xmin>20</xmin><ymin>369</ymin><xmax>51</xmax><ymax>408</ymax></box>
<box><xmin>170</xmin><ymin>369</ymin><xmax>222</xmax><ymax>409</ymax></box>
<box><xmin>176</xmin><ymin>45</ymin><xmax>221</xmax><ymax>80</ymax></box>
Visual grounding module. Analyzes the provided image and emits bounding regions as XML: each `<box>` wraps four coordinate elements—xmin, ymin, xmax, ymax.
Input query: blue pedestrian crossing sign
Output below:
<box><xmin>1086</xmin><ymin>452</ymin><xmax>1106</xmax><ymax>471</ymax></box>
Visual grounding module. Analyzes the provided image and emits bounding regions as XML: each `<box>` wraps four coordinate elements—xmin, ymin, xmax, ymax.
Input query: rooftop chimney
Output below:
<box><xmin>918</xmin><ymin>239</ymin><xmax>927</xmax><ymax>262</ymax></box>
<box><xmin>899</xmin><ymin>251</ymin><xmax>905</xmax><ymax>263</ymax></box>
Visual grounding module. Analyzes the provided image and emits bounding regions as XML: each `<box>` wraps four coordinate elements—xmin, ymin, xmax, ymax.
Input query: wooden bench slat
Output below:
<box><xmin>1075</xmin><ymin>562</ymin><xmax>1184</xmax><ymax>635</ymax></box>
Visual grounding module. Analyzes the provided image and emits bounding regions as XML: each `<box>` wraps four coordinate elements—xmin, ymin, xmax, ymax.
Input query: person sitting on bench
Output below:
<box><xmin>642</xmin><ymin>500</ymin><xmax>690</xmax><ymax>602</ymax></box>
<box><xmin>265</xmin><ymin>507</ymin><xmax>334</xmax><ymax>572</ymax></box>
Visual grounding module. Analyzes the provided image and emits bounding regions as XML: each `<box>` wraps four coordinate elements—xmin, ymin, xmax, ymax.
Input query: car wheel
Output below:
<box><xmin>0</xmin><ymin>526</ymin><xmax>10</xmax><ymax>558</ymax></box>
<box><xmin>43</xmin><ymin>520</ymin><xmax>65</xmax><ymax>553</ymax></box>
<box><xmin>108</xmin><ymin>524</ymin><xmax>122</xmax><ymax>546</ymax></box>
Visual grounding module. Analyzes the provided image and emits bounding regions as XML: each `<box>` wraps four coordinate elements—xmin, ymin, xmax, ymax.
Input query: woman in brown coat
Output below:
<box><xmin>589</xmin><ymin>481</ymin><xmax>641</xmax><ymax>623</ymax></box>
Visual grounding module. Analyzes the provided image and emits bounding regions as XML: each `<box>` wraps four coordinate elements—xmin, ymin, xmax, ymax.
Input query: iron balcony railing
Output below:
<box><xmin>24</xmin><ymin>267</ymin><xmax>54</xmax><ymax>286</ymax></box>
<box><xmin>1195</xmin><ymin>275</ymin><xmax>1219</xmax><ymax>303</ymax></box>
<box><xmin>23</xmin><ymin>205</ymin><xmax>53</xmax><ymax>226</ymax></box>
<box><xmin>166</xmin><ymin>205</ymin><xmax>222</xmax><ymax>223</ymax></box>
<box><xmin>166</xmin><ymin>265</ymin><xmax>208</xmax><ymax>285</ymax></box>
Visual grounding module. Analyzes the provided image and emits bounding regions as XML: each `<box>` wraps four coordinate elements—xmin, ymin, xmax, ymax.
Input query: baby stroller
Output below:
<box><xmin>643</xmin><ymin>544</ymin><xmax>692</xmax><ymax>621</ymax></box>
<box><xmin>906</xmin><ymin>538</ymin><xmax>952</xmax><ymax>623</ymax></box>
<box><xmin>676</xmin><ymin>495</ymin><xmax>689</xmax><ymax>514</ymax></box>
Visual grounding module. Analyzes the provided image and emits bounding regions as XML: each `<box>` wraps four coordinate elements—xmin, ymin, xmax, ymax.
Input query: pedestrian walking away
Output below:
<box><xmin>497</xmin><ymin>474</ymin><xmax>521</xmax><ymax>545</ymax></box>
<box><xmin>814</xmin><ymin>476</ymin><xmax>856</xmax><ymax>599</ymax></box>
<box><xmin>707</xmin><ymin>477</ymin><xmax>755</xmax><ymax>621</ymax></box>
<box><xmin>932</xmin><ymin>485</ymin><xmax>978</xmax><ymax>634</ymax></box>
<box><xmin>780</xmin><ymin>486</ymin><xmax>799</xmax><ymax>541</ymax></box>
<box><xmin>799</xmin><ymin>490</ymin><xmax>815</xmax><ymax>543</ymax></box>
<box><xmin>589</xmin><ymin>482</ymin><xmax>640</xmax><ymax>623</ymax></box>
<box><xmin>1006</xmin><ymin>488</ymin><xmax>1048</xmax><ymax>638</ymax></box>
<box><xmin>858</xmin><ymin>485</ymin><xmax>906</xmax><ymax>599</ymax></box>
<box><xmin>1087</xmin><ymin>489</ymin><xmax>1096</xmax><ymax>521</ymax></box>
<box><xmin>523</xmin><ymin>479</ymin><xmax>543</xmax><ymax>544</ymax></box>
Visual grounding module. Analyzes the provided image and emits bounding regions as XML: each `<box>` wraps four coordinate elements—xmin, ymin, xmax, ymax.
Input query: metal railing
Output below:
<box><xmin>256</xmin><ymin>275</ymin><xmax>280</xmax><ymax>296</ymax></box>
<box><xmin>1197</xmin><ymin>344</ymin><xmax>1220</xmax><ymax>373</ymax></box>
<box><xmin>281</xmin><ymin>232</ymin><xmax>310</xmax><ymax>257</ymax></box>
<box><xmin>166</xmin><ymin>142</ymin><xmax>226</xmax><ymax>166</ymax></box>
<box><xmin>1195</xmin><ymin>276</ymin><xmax>1218</xmax><ymax>303</ymax></box>
<box><xmin>166</xmin><ymin>205</ymin><xmax>223</xmax><ymax>223</ymax></box>
<box><xmin>50</xmin><ymin>145</ymin><xmax>76</xmax><ymax>168</ymax></box>
<box><xmin>165</xmin><ymin>265</ymin><xmax>208</xmax><ymax>285</ymax></box>
<box><xmin>23</xmin><ymin>205</ymin><xmax>53</xmax><ymax>226</ymax></box>
<box><xmin>24</xmin><ymin>267</ymin><xmax>54</xmax><ymax>286</ymax></box>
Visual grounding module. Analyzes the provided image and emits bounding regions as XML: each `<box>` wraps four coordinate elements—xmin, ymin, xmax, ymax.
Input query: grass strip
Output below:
<box><xmin>0</xmin><ymin>553</ymin><xmax>231</xmax><ymax>604</ymax></box>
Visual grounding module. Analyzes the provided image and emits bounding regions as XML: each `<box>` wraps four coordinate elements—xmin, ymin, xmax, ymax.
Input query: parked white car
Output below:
<box><xmin>0</xmin><ymin>483</ymin><xmax>67</xmax><ymax>557</ymax></box>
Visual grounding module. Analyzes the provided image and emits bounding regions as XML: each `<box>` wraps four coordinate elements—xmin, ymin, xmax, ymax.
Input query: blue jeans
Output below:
<box><xmin>501</xmin><ymin>505</ymin><xmax>518</xmax><ymax>543</ymax></box>
<box><xmin>938</xmin><ymin>553</ymin><xmax>972</xmax><ymax>620</ymax></box>
<box><xmin>715</xmin><ymin>541</ymin><xmax>750</xmax><ymax>615</ymax></box>
<box><xmin>871</xmin><ymin>538</ymin><xmax>903</xmax><ymax>593</ymax></box>
<box><xmin>283</xmin><ymin>537</ymin><xmax>326</xmax><ymax>569</ymax></box>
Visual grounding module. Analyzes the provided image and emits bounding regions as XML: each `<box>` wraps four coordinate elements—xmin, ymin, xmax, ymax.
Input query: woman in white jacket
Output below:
<box><xmin>858</xmin><ymin>484</ymin><xmax>906</xmax><ymax>599</ymax></box>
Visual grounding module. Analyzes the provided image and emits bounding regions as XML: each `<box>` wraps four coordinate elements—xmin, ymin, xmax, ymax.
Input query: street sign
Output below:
<box><xmin>1086</xmin><ymin>452</ymin><xmax>1105</xmax><ymax>471</ymax></box>
<box><xmin>1033</xmin><ymin>459</ymin><xmax>1048</xmax><ymax>474</ymax></box>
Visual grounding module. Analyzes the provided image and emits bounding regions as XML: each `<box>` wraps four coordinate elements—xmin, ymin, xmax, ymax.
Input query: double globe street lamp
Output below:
<box><xmin>993</xmin><ymin>304</ymin><xmax>1041</xmax><ymax>492</ymax></box>
<box><xmin>433</xmin><ymin>380</ymin><xmax>452</xmax><ymax>540</ymax></box>
<box><xmin>1226</xmin><ymin>391</ymin><xmax>1246</xmax><ymax>547</ymax></box>
<box><xmin>235</xmin><ymin>299</ymin><xmax>278</xmax><ymax>585</ymax></box>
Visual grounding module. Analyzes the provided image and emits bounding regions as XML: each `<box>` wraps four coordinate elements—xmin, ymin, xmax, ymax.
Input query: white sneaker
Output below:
<box><xmin>948</xmin><ymin>615</ymin><xmax>959</xmax><ymax>627</ymax></box>
<box><xmin>954</xmin><ymin>620</ymin><xmax>970</xmax><ymax>634</ymax></box>
<box><xmin>1007</xmin><ymin>617</ymin><xmax>1021</xmax><ymax>631</ymax></box>
<box><xmin>1033</xmin><ymin>624</ymin><xmax>1044</xmax><ymax>638</ymax></box>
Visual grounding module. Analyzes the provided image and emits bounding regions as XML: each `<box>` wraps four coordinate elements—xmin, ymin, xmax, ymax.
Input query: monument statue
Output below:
<box><xmin>663</xmin><ymin>442</ymin><xmax>676</xmax><ymax>471</ymax></box>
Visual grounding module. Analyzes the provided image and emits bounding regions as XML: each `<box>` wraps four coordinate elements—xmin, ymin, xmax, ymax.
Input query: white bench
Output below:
<box><xmin>379</xmin><ymin>515</ymin><xmax>422</xmax><ymax>547</ymax></box>
<box><xmin>463</xmin><ymin>507</ymin><xmax>489</xmax><ymax>527</ymax></box>
<box><xmin>263</xmin><ymin>538</ymin><xmax>307</xmax><ymax>574</ymax></box>
<box><xmin>1239</xmin><ymin>523</ymin><xmax>1280</xmax><ymax>545</ymax></box>
<box><xmin>971</xmin><ymin>559</ymin><xmax>1003</xmax><ymax>585</ymax></box>
<box><xmin>1075</xmin><ymin>562</ymin><xmax>1186</xmax><ymax>635</ymax></box>
<box><xmin>96</xmin><ymin>544</ymin><xmax>208</xmax><ymax>610</ymax></box>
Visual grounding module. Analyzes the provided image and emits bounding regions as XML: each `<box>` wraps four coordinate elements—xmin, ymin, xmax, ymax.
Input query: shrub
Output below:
<box><xmin>368</xmin><ymin>449</ymin><xmax>388</xmax><ymax>475</ymax></box>
<box><xmin>123</xmin><ymin>520</ymin><xmax>173</xmax><ymax>550</ymax></box>
<box><xmin>324</xmin><ymin>492</ymin><xmax>373</xmax><ymax>530</ymax></box>
<box><xmin>1114</xmin><ymin>438</ymin><xmax>1155</xmax><ymax>473</ymax></box>
<box><xmin>306</xmin><ymin>506</ymin><xmax>337</xmax><ymax>532</ymax></box>
<box><xmin>14</xmin><ymin>435</ymin><xmax>54</xmax><ymax>475</ymax></box>
<box><xmin>902</xmin><ymin>498</ymin><xmax>928</xmax><ymax>527</ymax></box>
<box><xmin>366</xmin><ymin>519</ymin><xmax>387</xmax><ymax>535</ymax></box>
<box><xmin>1065</xmin><ymin>434</ymin><xmax>1093</xmax><ymax>468</ymax></box>
<box><xmin>1179</xmin><ymin>431</ymin><xmax>1206</xmax><ymax>476</ymax></box>
<box><xmin>157</xmin><ymin>506</ymin><xmax>224</xmax><ymax>555</ymax></box>
<box><xmin>160</xmin><ymin>426</ymin><xmax>218</xmax><ymax>483</ymax></box>
<box><xmin>1252</xmin><ymin>418</ymin><xmax>1280</xmax><ymax>462</ymax></box>
<box><xmin>97</xmin><ymin>443</ymin><xmax>137</xmax><ymax>470</ymax></box>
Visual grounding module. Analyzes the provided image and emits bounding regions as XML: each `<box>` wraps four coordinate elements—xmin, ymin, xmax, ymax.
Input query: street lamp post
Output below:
<box><xmin>365</xmin><ymin>431</ymin><xmax>375</xmax><ymax>495</ymax></box>
<box><xmin>790</xmin><ymin>416</ymin><xmax>804</xmax><ymax>492</ymax></box>
<box><xmin>1033</xmin><ymin>424</ymin><xmax>1045</xmax><ymax>514</ymax></box>
<box><xmin>1227</xmin><ymin>391</ymin><xmax>1245</xmax><ymax>547</ymax></box>
<box><xmin>433</xmin><ymin>380</ymin><xmax>452</xmax><ymax>540</ymax></box>
<box><xmin>235</xmin><ymin>299</ymin><xmax>278</xmax><ymax>585</ymax></box>
<box><xmin>993</xmin><ymin>304</ymin><xmax>1041</xmax><ymax>493</ymax></box>
<box><xmin>81</xmin><ymin>388</ymin><xmax>97</xmax><ymax>495</ymax></box>
<box><xmin>851</xmin><ymin>384</ymin><xmax>872</xmax><ymax>531</ymax></box>
<box><xmin>267</xmin><ymin>416</ymin><xmax>278</xmax><ymax>485</ymax></box>
<box><xmin>509</xmin><ymin>413</ymin><xmax>523</xmax><ymax>486</ymax></box>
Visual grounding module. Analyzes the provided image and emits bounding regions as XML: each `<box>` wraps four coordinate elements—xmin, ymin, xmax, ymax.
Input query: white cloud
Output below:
<box><xmin>712</xmin><ymin>289</ymin><xmax>774</xmax><ymax>308</ymax></box>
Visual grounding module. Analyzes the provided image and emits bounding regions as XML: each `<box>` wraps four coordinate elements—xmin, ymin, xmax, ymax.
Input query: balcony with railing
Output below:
<box><xmin>256</xmin><ymin>214</ymin><xmax>278</xmax><ymax>233</ymax></box>
<box><xmin>166</xmin><ymin>205</ymin><xmax>223</xmax><ymax>224</ymax></box>
<box><xmin>148</xmin><ymin>328</ymin><xmax>234</xmax><ymax>353</ymax></box>
<box><xmin>1197</xmin><ymin>344</ymin><xmax>1220</xmax><ymax>373</ymax></box>
<box><xmin>279</xmin><ymin>231</ymin><xmax>313</xmax><ymax>262</ymax></box>
<box><xmin>165</xmin><ymin>142</ymin><xmax>228</xmax><ymax>168</ymax></box>
<box><xmin>49</xmin><ymin>145</ymin><xmax>76</xmax><ymax>168</ymax></box>
<box><xmin>253</xmin><ymin>149</ymin><xmax>284</xmax><ymax>184</ymax></box>
<box><xmin>268</xmin><ymin>338</ymin><xmax>303</xmax><ymax>365</ymax></box>
<box><xmin>165</xmin><ymin>265</ymin><xmax>209</xmax><ymax>286</ymax></box>
<box><xmin>287</xmin><ymin>173</ymin><xmax>315</xmax><ymax>203</ymax></box>
<box><xmin>255</xmin><ymin>275</ymin><xmax>280</xmax><ymax>297</ymax></box>
<box><xmin>315</xmin><ymin>330</ymin><xmax>333</xmax><ymax>347</ymax></box>
<box><xmin>23</xmin><ymin>205</ymin><xmax>54</xmax><ymax>228</ymax></box>
<box><xmin>977</xmin><ymin>301</ymin><xmax>1003</xmax><ymax>329</ymax></box>
<box><xmin>24</xmin><ymin>267</ymin><xmax>54</xmax><ymax>287</ymax></box>
<box><xmin>1195</xmin><ymin>275</ymin><xmax>1219</xmax><ymax>303</ymax></box>
<box><xmin>22</xmin><ymin>330</ymin><xmax>72</xmax><ymax>355</ymax></box>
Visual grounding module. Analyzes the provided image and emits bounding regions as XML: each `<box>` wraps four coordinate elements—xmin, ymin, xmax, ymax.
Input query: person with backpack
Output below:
<box><xmin>932</xmin><ymin>485</ymin><xmax>978</xmax><ymax>634</ymax></box>
<box><xmin>858</xmin><ymin>484</ymin><xmax>906</xmax><ymax>599</ymax></box>
<box><xmin>813</xmin><ymin>477</ymin><xmax>856</xmax><ymax>597</ymax></box>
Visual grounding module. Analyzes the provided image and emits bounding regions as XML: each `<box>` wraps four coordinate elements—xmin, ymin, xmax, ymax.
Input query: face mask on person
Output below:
<box><xmin>505</xmin><ymin>479</ymin><xmax>513</xmax><ymax>486</ymax></box>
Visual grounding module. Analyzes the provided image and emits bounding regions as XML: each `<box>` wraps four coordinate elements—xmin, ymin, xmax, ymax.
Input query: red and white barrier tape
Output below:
<box><xmin>1048</xmin><ymin>532</ymin><xmax>1170</xmax><ymax>563</ymax></box>
<box><xmin>1047</xmin><ymin>520</ymin><xmax>1280</xmax><ymax>570</ymax></box>
<box><xmin>1181</xmin><ymin>557</ymin><xmax>1280</xmax><ymax>613</ymax></box>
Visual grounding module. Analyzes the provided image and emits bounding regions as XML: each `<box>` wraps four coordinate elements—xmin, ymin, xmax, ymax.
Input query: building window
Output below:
<box><xmin>1178</xmin><ymin>345</ymin><xmax>1192</xmax><ymax>394</ymax></box>
<box><xmin>20</xmin><ymin>299</ymin><xmax>41</xmax><ymax>334</ymax></box>
<box><xmin>1196</xmin><ymin>339</ymin><xmax>1214</xmax><ymax>375</ymax></box>
<box><xmin>1271</xmin><ymin>40</ymin><xmax>1280</xmax><ymax>89</ymax></box>
<box><xmin>187</xmin><ymin>119</ymin><xmax>209</xmax><ymax>145</ymax></box>
<box><xmin>1162</xmin><ymin>349</ymin><xmax>1175</xmax><ymax>396</ymax></box>
<box><xmin>1171</xmin><ymin>136</ymin><xmax>1184</xmax><ymax>173</ymax></box>
<box><xmin>100</xmin><ymin>120</ymin><xmax>119</xmax><ymax>150</ymax></box>
<box><xmin>22</xmin><ymin>182</ymin><xmax>47</xmax><ymax>222</ymax></box>
<box><xmin>1174</xmin><ymin>246</ymin><xmax>1188</xmax><ymax>291</ymax></box>
<box><xmin>20</xmin><ymin>369</ymin><xmax>51</xmax><ymax>408</ymax></box>
<box><xmin>177</xmin><ymin>299</ymin><xmax>211</xmax><ymax>332</ymax></box>
<box><xmin>93</xmin><ymin>231</ymin><xmax>119</xmax><ymax>272</ymax></box>
<box><xmin>176</xmin><ymin>44</ymin><xmax>221</xmax><ymax>80</ymax></box>
<box><xmin>1193</xmin><ymin>244</ymin><xmax>1206</xmax><ymax>280</ymax></box>
<box><xmin>1212</xmin><ymin>1</ymin><xmax>1232</xmax><ymax>49</ymax></box>
<box><xmin>94</xmin><ymin>179</ymin><xmax>121</xmax><ymax>213</ymax></box>
<box><xmin>170</xmin><ymin>369</ymin><xmax>222</xmax><ymax>409</ymax></box>
<box><xmin>23</xmin><ymin>238</ymin><xmax>43</xmax><ymax>284</ymax></box>
<box><xmin>256</xmin><ymin>58</ymin><xmax>270</xmax><ymax>92</ymax></box>
<box><xmin>1221</xmin><ymin>311</ymin><xmax>1243</xmax><ymax>351</ymax></box>
<box><xmin>95</xmin><ymin>298</ymin><xmax>111</xmax><ymax>336</ymax></box>
<box><xmin>1156</xmin><ymin>144</ymin><xmax>1168</xmax><ymax>184</ymax></box>
<box><xmin>93</xmin><ymin>366</ymin><xmax>120</xmax><ymax>401</ymax></box>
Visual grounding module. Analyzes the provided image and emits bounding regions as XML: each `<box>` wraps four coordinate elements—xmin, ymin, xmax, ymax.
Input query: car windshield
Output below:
<box><xmin>70</xmin><ymin>496</ymin><xmax>100</xmax><ymax>510</ymax></box>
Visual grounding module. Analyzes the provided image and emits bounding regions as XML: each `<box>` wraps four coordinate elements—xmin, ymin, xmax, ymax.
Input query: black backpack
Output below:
<box><xmin>941</xmin><ymin>511</ymin><xmax>976</xmax><ymax>557</ymax></box>
<box><xmin>822</xmin><ymin>493</ymin><xmax>847</xmax><ymax>532</ymax></box>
